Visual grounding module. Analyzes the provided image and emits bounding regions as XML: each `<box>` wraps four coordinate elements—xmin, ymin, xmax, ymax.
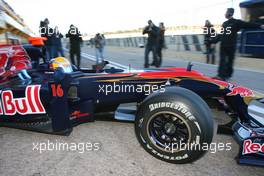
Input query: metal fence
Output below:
<box><xmin>106</xmin><ymin>34</ymin><xmax>206</xmax><ymax>52</ymax></box>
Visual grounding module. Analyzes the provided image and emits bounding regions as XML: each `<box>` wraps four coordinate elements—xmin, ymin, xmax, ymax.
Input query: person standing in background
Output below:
<box><xmin>214</xmin><ymin>8</ymin><xmax>264</xmax><ymax>80</ymax></box>
<box><xmin>203</xmin><ymin>20</ymin><xmax>216</xmax><ymax>64</ymax></box>
<box><xmin>142</xmin><ymin>20</ymin><xmax>160</xmax><ymax>68</ymax></box>
<box><xmin>39</xmin><ymin>18</ymin><xmax>55</xmax><ymax>62</ymax></box>
<box><xmin>66</xmin><ymin>24</ymin><xmax>83</xmax><ymax>69</ymax></box>
<box><xmin>39</xmin><ymin>20</ymin><xmax>47</xmax><ymax>62</ymax></box>
<box><xmin>90</xmin><ymin>38</ymin><xmax>94</xmax><ymax>48</ymax></box>
<box><xmin>101</xmin><ymin>34</ymin><xmax>106</xmax><ymax>60</ymax></box>
<box><xmin>94</xmin><ymin>33</ymin><xmax>104</xmax><ymax>64</ymax></box>
<box><xmin>157</xmin><ymin>22</ymin><xmax>165</xmax><ymax>67</ymax></box>
<box><xmin>53</xmin><ymin>26</ymin><xmax>64</xmax><ymax>57</ymax></box>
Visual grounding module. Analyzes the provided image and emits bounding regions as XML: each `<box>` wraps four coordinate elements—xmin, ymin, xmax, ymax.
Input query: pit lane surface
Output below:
<box><xmin>0</xmin><ymin>111</ymin><xmax>263</xmax><ymax>176</ymax></box>
<box><xmin>81</xmin><ymin>46</ymin><xmax>264</xmax><ymax>94</ymax></box>
<box><xmin>0</xmin><ymin>47</ymin><xmax>264</xmax><ymax>176</ymax></box>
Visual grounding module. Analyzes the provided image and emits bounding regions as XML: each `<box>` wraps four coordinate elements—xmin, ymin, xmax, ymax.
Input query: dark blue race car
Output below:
<box><xmin>0</xmin><ymin>44</ymin><xmax>263</xmax><ymax>166</ymax></box>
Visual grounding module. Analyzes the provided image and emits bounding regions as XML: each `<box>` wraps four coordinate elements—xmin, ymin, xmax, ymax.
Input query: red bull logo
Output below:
<box><xmin>227</xmin><ymin>85</ymin><xmax>254</xmax><ymax>97</ymax></box>
<box><xmin>0</xmin><ymin>85</ymin><xmax>46</xmax><ymax>115</ymax></box>
<box><xmin>242</xmin><ymin>139</ymin><xmax>264</xmax><ymax>155</ymax></box>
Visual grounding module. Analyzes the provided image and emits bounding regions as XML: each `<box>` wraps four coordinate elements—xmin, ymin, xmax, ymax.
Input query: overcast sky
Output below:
<box><xmin>5</xmin><ymin>0</ymin><xmax>242</xmax><ymax>35</ymax></box>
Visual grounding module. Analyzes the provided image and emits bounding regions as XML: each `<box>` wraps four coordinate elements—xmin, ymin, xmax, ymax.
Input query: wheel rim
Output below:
<box><xmin>146</xmin><ymin>111</ymin><xmax>191</xmax><ymax>152</ymax></box>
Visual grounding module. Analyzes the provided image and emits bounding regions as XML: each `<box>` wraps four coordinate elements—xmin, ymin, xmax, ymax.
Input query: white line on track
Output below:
<box><xmin>64</xmin><ymin>48</ymin><xmax>132</xmax><ymax>70</ymax></box>
<box><xmin>81</xmin><ymin>52</ymin><xmax>130</xmax><ymax>69</ymax></box>
<box><xmin>65</xmin><ymin>48</ymin><xmax>264</xmax><ymax>74</ymax></box>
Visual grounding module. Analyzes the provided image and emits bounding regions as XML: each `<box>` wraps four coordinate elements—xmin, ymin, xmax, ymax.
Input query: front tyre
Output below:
<box><xmin>135</xmin><ymin>87</ymin><xmax>214</xmax><ymax>164</ymax></box>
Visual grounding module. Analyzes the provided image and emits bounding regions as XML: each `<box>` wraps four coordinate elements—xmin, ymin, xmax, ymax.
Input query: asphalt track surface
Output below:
<box><xmin>0</xmin><ymin>47</ymin><xmax>264</xmax><ymax>176</ymax></box>
<box><xmin>81</xmin><ymin>47</ymin><xmax>264</xmax><ymax>94</ymax></box>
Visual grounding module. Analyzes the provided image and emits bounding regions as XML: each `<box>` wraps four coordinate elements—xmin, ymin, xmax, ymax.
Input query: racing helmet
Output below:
<box><xmin>50</xmin><ymin>57</ymin><xmax>73</xmax><ymax>73</ymax></box>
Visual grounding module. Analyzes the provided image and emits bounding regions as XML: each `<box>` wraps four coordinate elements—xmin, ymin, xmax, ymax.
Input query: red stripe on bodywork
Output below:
<box><xmin>34</xmin><ymin>86</ymin><xmax>45</xmax><ymax>112</ymax></box>
<box><xmin>27</xmin><ymin>86</ymin><xmax>36</xmax><ymax>113</ymax></box>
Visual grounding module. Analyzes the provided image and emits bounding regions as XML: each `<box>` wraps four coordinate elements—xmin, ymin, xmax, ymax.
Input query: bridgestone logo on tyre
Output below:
<box><xmin>149</xmin><ymin>102</ymin><xmax>196</xmax><ymax>121</ymax></box>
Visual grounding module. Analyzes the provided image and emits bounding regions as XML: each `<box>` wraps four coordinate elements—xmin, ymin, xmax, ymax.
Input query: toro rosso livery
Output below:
<box><xmin>0</xmin><ymin>43</ymin><xmax>263</xmax><ymax>166</ymax></box>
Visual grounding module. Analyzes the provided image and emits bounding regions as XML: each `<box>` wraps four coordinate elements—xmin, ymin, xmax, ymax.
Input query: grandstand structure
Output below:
<box><xmin>0</xmin><ymin>0</ymin><xmax>33</xmax><ymax>44</ymax></box>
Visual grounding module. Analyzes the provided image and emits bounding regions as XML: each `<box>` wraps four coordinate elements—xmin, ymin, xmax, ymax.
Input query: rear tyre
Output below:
<box><xmin>135</xmin><ymin>87</ymin><xmax>214</xmax><ymax>164</ymax></box>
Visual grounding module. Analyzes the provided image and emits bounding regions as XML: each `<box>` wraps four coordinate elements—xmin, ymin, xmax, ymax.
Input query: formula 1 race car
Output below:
<box><xmin>0</xmin><ymin>42</ymin><xmax>263</xmax><ymax>166</ymax></box>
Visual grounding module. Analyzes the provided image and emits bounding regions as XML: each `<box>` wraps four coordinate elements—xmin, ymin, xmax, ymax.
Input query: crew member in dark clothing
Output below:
<box><xmin>40</xmin><ymin>18</ymin><xmax>55</xmax><ymax>62</ymax></box>
<box><xmin>54</xmin><ymin>26</ymin><xmax>64</xmax><ymax>57</ymax></box>
<box><xmin>203</xmin><ymin>20</ymin><xmax>216</xmax><ymax>64</ymax></box>
<box><xmin>215</xmin><ymin>8</ymin><xmax>264</xmax><ymax>80</ymax></box>
<box><xmin>143</xmin><ymin>20</ymin><xmax>160</xmax><ymax>68</ymax></box>
<box><xmin>25</xmin><ymin>37</ymin><xmax>46</xmax><ymax>68</ymax></box>
<box><xmin>157</xmin><ymin>22</ymin><xmax>165</xmax><ymax>67</ymax></box>
<box><xmin>66</xmin><ymin>25</ymin><xmax>83</xmax><ymax>69</ymax></box>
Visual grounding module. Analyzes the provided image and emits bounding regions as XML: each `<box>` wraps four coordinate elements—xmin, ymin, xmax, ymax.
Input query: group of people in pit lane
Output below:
<box><xmin>39</xmin><ymin>18</ymin><xmax>83</xmax><ymax>69</ymax></box>
<box><xmin>2</xmin><ymin>7</ymin><xmax>264</xmax><ymax>83</ymax></box>
<box><xmin>142</xmin><ymin>20</ymin><xmax>166</xmax><ymax>68</ymax></box>
<box><xmin>143</xmin><ymin>8</ymin><xmax>264</xmax><ymax>81</ymax></box>
<box><xmin>39</xmin><ymin>18</ymin><xmax>108</xmax><ymax>70</ymax></box>
<box><xmin>203</xmin><ymin>8</ymin><xmax>264</xmax><ymax>81</ymax></box>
